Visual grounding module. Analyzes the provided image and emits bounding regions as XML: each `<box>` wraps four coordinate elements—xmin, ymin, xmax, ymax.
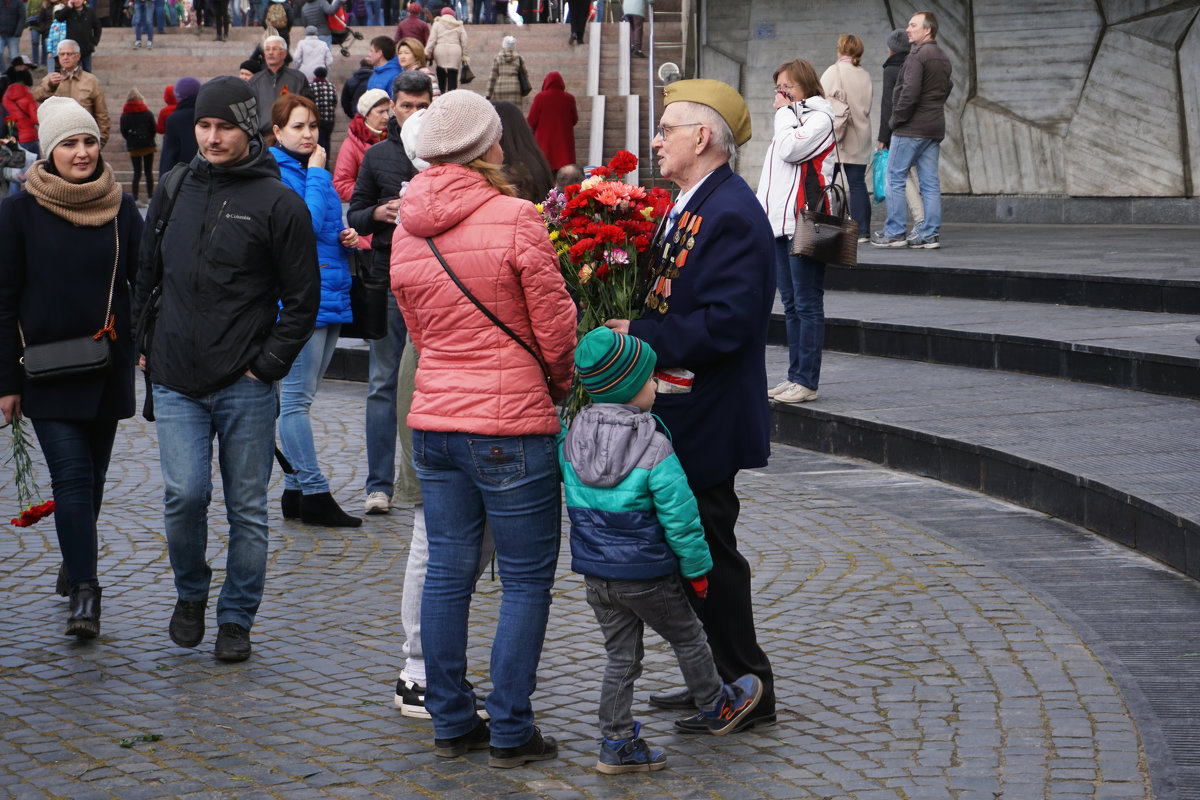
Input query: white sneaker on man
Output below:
<box><xmin>776</xmin><ymin>384</ymin><xmax>818</xmax><ymax>403</ymax></box>
<box><xmin>766</xmin><ymin>380</ymin><xmax>795</xmax><ymax>399</ymax></box>
<box><xmin>364</xmin><ymin>492</ymin><xmax>390</xmax><ymax>515</ymax></box>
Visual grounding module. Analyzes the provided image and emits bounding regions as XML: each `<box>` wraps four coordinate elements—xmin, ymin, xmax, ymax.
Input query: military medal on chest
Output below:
<box><xmin>645</xmin><ymin>213</ymin><xmax>703</xmax><ymax>313</ymax></box>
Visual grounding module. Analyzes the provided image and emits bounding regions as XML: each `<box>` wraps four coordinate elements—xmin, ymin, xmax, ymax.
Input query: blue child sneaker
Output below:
<box><xmin>596</xmin><ymin>722</ymin><xmax>667</xmax><ymax>774</ymax></box>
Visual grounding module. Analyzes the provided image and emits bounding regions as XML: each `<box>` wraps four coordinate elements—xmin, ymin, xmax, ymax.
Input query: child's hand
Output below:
<box><xmin>688</xmin><ymin>575</ymin><xmax>708</xmax><ymax>599</ymax></box>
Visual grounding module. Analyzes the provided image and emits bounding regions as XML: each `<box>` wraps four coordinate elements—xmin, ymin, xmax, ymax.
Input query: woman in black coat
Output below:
<box><xmin>0</xmin><ymin>97</ymin><xmax>143</xmax><ymax>639</ymax></box>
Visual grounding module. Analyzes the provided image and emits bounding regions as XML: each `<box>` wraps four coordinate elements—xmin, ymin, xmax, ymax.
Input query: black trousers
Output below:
<box><xmin>691</xmin><ymin>473</ymin><xmax>775</xmax><ymax>711</ymax></box>
<box><xmin>566</xmin><ymin>0</ymin><xmax>587</xmax><ymax>41</ymax></box>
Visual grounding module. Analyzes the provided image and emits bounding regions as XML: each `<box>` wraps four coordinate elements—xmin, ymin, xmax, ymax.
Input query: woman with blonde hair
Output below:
<box><xmin>389</xmin><ymin>90</ymin><xmax>575</xmax><ymax>767</ymax></box>
<box><xmin>821</xmin><ymin>34</ymin><xmax>873</xmax><ymax>241</ymax></box>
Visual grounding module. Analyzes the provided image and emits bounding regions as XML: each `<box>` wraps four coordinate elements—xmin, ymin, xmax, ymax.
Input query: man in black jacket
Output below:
<box><xmin>134</xmin><ymin>76</ymin><xmax>319</xmax><ymax>663</ymax></box>
<box><xmin>347</xmin><ymin>69</ymin><xmax>427</xmax><ymax>515</ymax></box>
<box><xmin>340</xmin><ymin>57</ymin><xmax>374</xmax><ymax>119</ymax></box>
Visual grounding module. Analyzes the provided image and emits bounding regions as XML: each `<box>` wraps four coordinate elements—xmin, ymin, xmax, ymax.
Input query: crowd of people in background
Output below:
<box><xmin>0</xmin><ymin>0</ymin><xmax>957</xmax><ymax>778</ymax></box>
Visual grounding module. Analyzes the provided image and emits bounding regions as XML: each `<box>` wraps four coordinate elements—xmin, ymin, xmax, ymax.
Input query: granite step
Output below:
<box><xmin>767</xmin><ymin>347</ymin><xmax>1200</xmax><ymax>580</ymax></box>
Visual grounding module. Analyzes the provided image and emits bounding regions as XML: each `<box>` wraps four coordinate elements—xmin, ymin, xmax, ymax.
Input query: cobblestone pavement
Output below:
<box><xmin>0</xmin><ymin>380</ymin><xmax>1174</xmax><ymax>799</ymax></box>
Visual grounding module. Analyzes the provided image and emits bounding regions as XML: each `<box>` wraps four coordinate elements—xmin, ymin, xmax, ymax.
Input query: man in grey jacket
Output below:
<box><xmin>872</xmin><ymin>10</ymin><xmax>951</xmax><ymax>250</ymax></box>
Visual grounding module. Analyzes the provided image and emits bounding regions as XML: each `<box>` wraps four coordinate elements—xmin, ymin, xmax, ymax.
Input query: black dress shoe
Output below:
<box><xmin>488</xmin><ymin>727</ymin><xmax>557</xmax><ymax>769</ymax></box>
<box><xmin>648</xmin><ymin>687</ymin><xmax>695</xmax><ymax>709</ymax></box>
<box><xmin>674</xmin><ymin>700</ymin><xmax>777</xmax><ymax>735</ymax></box>
<box><xmin>214</xmin><ymin>622</ymin><xmax>252</xmax><ymax>662</ymax></box>
<box><xmin>433</xmin><ymin>715</ymin><xmax>489</xmax><ymax>758</ymax></box>
<box><xmin>65</xmin><ymin>583</ymin><xmax>101</xmax><ymax>638</ymax></box>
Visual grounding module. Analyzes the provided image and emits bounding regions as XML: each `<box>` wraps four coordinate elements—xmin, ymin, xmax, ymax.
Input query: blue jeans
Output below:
<box><xmin>81</xmin><ymin>52</ymin><xmax>92</xmax><ymax>72</ymax></box>
<box><xmin>153</xmin><ymin>376</ymin><xmax>280</xmax><ymax>631</ymax></box>
<box><xmin>774</xmin><ymin>237</ymin><xmax>825</xmax><ymax>390</ymax></box>
<box><xmin>154</xmin><ymin>0</ymin><xmax>166</xmax><ymax>30</ymax></box>
<box><xmin>279</xmin><ymin>324</ymin><xmax>340</xmax><ymax>494</ymax></box>
<box><xmin>884</xmin><ymin>134</ymin><xmax>941</xmax><ymax>239</ymax></box>
<box><xmin>132</xmin><ymin>2</ymin><xmax>154</xmax><ymax>41</ymax></box>
<box><xmin>0</xmin><ymin>36</ymin><xmax>19</xmax><ymax>64</ymax></box>
<box><xmin>364</xmin><ymin>0</ymin><xmax>381</xmax><ymax>24</ymax></box>
<box><xmin>414</xmin><ymin>429</ymin><xmax>561</xmax><ymax>747</ymax></box>
<box><xmin>31</xmin><ymin>418</ymin><xmax>118</xmax><ymax>590</ymax></box>
<box><xmin>28</xmin><ymin>29</ymin><xmax>42</xmax><ymax>66</ymax></box>
<box><xmin>364</xmin><ymin>294</ymin><xmax>408</xmax><ymax>496</ymax></box>
<box><xmin>839</xmin><ymin>162</ymin><xmax>870</xmax><ymax>238</ymax></box>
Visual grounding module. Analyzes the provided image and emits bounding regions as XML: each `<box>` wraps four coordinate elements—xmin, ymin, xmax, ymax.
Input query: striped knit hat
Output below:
<box><xmin>575</xmin><ymin>327</ymin><xmax>657</xmax><ymax>405</ymax></box>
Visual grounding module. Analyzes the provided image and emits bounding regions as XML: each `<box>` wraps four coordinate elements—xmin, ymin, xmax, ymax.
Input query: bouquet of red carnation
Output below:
<box><xmin>539</xmin><ymin>150</ymin><xmax>673</xmax><ymax>419</ymax></box>
<box><xmin>6</xmin><ymin>418</ymin><xmax>54</xmax><ymax>527</ymax></box>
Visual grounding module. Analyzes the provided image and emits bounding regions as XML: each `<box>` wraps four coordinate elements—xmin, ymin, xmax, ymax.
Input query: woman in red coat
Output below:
<box><xmin>2</xmin><ymin>71</ymin><xmax>39</xmax><ymax>155</ymax></box>
<box><xmin>526</xmin><ymin>71</ymin><xmax>577</xmax><ymax>171</ymax></box>
<box><xmin>155</xmin><ymin>84</ymin><xmax>176</xmax><ymax>135</ymax></box>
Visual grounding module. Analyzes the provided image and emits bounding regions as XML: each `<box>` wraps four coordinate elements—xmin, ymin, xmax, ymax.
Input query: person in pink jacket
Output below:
<box><xmin>332</xmin><ymin>87</ymin><xmax>387</xmax><ymax>201</ymax></box>
<box><xmin>389</xmin><ymin>89</ymin><xmax>575</xmax><ymax>769</ymax></box>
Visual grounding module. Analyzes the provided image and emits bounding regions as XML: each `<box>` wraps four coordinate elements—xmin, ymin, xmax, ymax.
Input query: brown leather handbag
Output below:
<box><xmin>791</xmin><ymin>181</ymin><xmax>858</xmax><ymax>267</ymax></box>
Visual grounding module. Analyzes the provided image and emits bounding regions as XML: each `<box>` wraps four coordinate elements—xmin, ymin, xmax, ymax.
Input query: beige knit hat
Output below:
<box><xmin>416</xmin><ymin>90</ymin><xmax>502</xmax><ymax>165</ymax></box>
<box><xmin>38</xmin><ymin>96</ymin><xmax>100</xmax><ymax>158</ymax></box>
<box><xmin>357</xmin><ymin>88</ymin><xmax>391</xmax><ymax>118</ymax></box>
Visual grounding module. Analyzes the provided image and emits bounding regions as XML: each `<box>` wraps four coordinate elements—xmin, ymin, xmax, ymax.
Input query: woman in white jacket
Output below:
<box><xmin>755</xmin><ymin>59</ymin><xmax>835</xmax><ymax>405</ymax></box>
<box><xmin>821</xmin><ymin>34</ymin><xmax>873</xmax><ymax>241</ymax></box>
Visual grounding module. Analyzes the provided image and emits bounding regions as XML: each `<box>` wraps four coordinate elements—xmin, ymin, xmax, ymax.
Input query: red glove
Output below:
<box><xmin>689</xmin><ymin>575</ymin><xmax>708</xmax><ymax>599</ymax></box>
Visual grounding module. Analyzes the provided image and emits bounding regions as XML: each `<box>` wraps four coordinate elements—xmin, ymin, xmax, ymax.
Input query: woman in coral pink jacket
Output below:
<box><xmin>389</xmin><ymin>90</ymin><xmax>575</xmax><ymax>767</ymax></box>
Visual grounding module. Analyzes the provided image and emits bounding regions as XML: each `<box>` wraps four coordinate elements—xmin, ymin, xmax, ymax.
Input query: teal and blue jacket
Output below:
<box><xmin>559</xmin><ymin>403</ymin><xmax>712</xmax><ymax>581</ymax></box>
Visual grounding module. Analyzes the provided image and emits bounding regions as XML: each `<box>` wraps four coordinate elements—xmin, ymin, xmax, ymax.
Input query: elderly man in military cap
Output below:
<box><xmin>605</xmin><ymin>79</ymin><xmax>777</xmax><ymax>734</ymax></box>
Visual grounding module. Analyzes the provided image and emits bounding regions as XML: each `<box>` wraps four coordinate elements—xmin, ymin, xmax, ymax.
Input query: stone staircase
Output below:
<box><xmin>67</xmin><ymin>10</ymin><xmax>678</xmax><ymax>191</ymax></box>
<box><xmin>768</xmin><ymin>224</ymin><xmax>1200</xmax><ymax>581</ymax></box>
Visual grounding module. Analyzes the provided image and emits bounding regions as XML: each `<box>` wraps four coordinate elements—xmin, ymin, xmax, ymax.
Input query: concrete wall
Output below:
<box><xmin>700</xmin><ymin>0</ymin><xmax>1200</xmax><ymax>198</ymax></box>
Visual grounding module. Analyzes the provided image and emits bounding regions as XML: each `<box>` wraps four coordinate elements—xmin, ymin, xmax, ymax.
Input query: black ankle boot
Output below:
<box><xmin>55</xmin><ymin>562</ymin><xmax>69</xmax><ymax>596</ymax></box>
<box><xmin>66</xmin><ymin>583</ymin><xmax>102</xmax><ymax>638</ymax></box>
<box><xmin>282</xmin><ymin>489</ymin><xmax>301</xmax><ymax>519</ymax></box>
<box><xmin>300</xmin><ymin>492</ymin><xmax>363</xmax><ymax>528</ymax></box>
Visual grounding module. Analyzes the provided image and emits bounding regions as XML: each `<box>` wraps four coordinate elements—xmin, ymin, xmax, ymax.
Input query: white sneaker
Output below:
<box><xmin>776</xmin><ymin>384</ymin><xmax>818</xmax><ymax>404</ymax></box>
<box><xmin>364</xmin><ymin>492</ymin><xmax>390</xmax><ymax>515</ymax></box>
<box><xmin>766</xmin><ymin>380</ymin><xmax>795</xmax><ymax>399</ymax></box>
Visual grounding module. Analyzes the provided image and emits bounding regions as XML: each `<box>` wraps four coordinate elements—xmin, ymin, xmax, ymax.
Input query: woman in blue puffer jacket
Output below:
<box><xmin>268</xmin><ymin>92</ymin><xmax>362</xmax><ymax>528</ymax></box>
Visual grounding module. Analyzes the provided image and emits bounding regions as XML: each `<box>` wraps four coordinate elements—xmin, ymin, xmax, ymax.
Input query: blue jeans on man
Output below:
<box><xmin>414</xmin><ymin>429</ymin><xmax>561</xmax><ymax>747</ymax></box>
<box><xmin>364</xmin><ymin>295</ymin><xmax>408</xmax><ymax>499</ymax></box>
<box><xmin>152</xmin><ymin>375</ymin><xmax>279</xmax><ymax>631</ymax></box>
<box><xmin>28</xmin><ymin>29</ymin><xmax>42</xmax><ymax>66</ymax></box>
<box><xmin>132</xmin><ymin>2</ymin><xmax>154</xmax><ymax>42</ymax></box>
<box><xmin>279</xmin><ymin>324</ymin><xmax>340</xmax><ymax>494</ymax></box>
<box><xmin>884</xmin><ymin>134</ymin><xmax>941</xmax><ymax>240</ymax></box>
<box><xmin>0</xmin><ymin>36</ymin><xmax>20</xmax><ymax>64</ymax></box>
<box><xmin>774</xmin><ymin>237</ymin><xmax>825</xmax><ymax>391</ymax></box>
<box><xmin>364</xmin><ymin>0</ymin><xmax>381</xmax><ymax>24</ymax></box>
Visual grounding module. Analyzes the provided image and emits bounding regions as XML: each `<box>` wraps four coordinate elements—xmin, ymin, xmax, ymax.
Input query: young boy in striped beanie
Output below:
<box><xmin>559</xmin><ymin>326</ymin><xmax>763</xmax><ymax>774</ymax></box>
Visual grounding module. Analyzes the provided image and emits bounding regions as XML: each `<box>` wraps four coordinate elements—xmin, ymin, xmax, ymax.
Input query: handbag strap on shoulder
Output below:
<box><xmin>424</xmin><ymin>236</ymin><xmax>551</xmax><ymax>381</ymax></box>
<box><xmin>18</xmin><ymin>217</ymin><xmax>120</xmax><ymax>349</ymax></box>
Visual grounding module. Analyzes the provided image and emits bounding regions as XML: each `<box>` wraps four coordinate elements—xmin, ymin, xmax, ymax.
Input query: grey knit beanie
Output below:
<box><xmin>38</xmin><ymin>96</ymin><xmax>100</xmax><ymax>158</ymax></box>
<box><xmin>887</xmin><ymin>28</ymin><xmax>909</xmax><ymax>54</ymax></box>
<box><xmin>416</xmin><ymin>90</ymin><xmax>502</xmax><ymax>165</ymax></box>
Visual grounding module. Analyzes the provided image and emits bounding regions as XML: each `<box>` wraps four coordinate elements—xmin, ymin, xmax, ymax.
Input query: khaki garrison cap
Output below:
<box><xmin>662</xmin><ymin>78</ymin><xmax>752</xmax><ymax>146</ymax></box>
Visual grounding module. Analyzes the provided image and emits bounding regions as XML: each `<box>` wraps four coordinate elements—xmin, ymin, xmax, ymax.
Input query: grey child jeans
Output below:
<box><xmin>585</xmin><ymin>574</ymin><xmax>725</xmax><ymax>740</ymax></box>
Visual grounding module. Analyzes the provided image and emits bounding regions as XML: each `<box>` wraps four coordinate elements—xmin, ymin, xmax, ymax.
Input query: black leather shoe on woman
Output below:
<box><xmin>299</xmin><ymin>492</ymin><xmax>363</xmax><ymax>528</ymax></box>
<box><xmin>66</xmin><ymin>583</ymin><xmax>102</xmax><ymax>638</ymax></box>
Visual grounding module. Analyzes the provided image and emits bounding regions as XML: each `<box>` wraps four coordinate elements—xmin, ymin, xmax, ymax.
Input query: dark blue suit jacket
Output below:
<box><xmin>629</xmin><ymin>163</ymin><xmax>775</xmax><ymax>491</ymax></box>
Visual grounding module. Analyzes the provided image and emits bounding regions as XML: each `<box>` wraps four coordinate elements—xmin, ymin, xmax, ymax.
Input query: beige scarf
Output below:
<box><xmin>24</xmin><ymin>160</ymin><xmax>123</xmax><ymax>227</ymax></box>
